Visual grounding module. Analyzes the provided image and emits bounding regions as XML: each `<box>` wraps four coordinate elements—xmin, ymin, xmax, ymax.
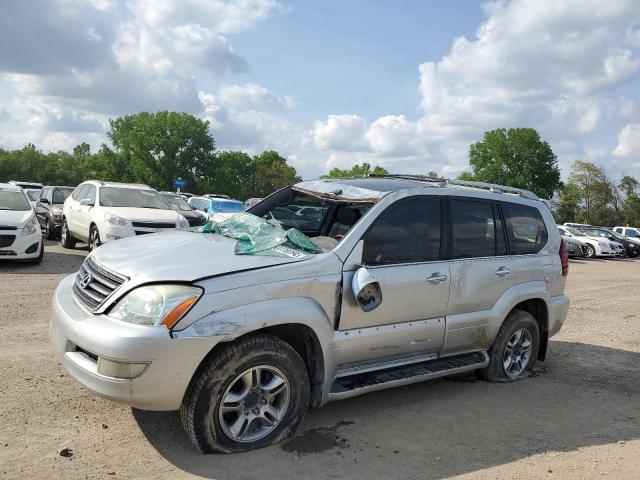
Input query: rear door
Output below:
<box><xmin>337</xmin><ymin>195</ymin><xmax>449</xmax><ymax>365</ymax></box>
<box><xmin>442</xmin><ymin>197</ymin><xmax>515</xmax><ymax>355</ymax></box>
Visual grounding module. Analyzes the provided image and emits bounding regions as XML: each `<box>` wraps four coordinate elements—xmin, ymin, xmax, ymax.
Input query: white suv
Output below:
<box><xmin>613</xmin><ymin>226</ymin><xmax>640</xmax><ymax>244</ymax></box>
<box><xmin>61</xmin><ymin>181</ymin><xmax>189</xmax><ymax>251</ymax></box>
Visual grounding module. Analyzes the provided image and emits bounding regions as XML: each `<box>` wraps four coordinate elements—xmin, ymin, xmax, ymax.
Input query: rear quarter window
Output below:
<box><xmin>501</xmin><ymin>202</ymin><xmax>548</xmax><ymax>255</ymax></box>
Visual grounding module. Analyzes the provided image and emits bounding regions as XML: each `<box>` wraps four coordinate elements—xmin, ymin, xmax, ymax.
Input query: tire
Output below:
<box><xmin>478</xmin><ymin>309</ymin><xmax>540</xmax><ymax>383</ymax></box>
<box><xmin>584</xmin><ymin>244</ymin><xmax>596</xmax><ymax>258</ymax></box>
<box><xmin>88</xmin><ymin>225</ymin><xmax>101</xmax><ymax>252</ymax></box>
<box><xmin>181</xmin><ymin>333</ymin><xmax>310</xmax><ymax>453</ymax></box>
<box><xmin>45</xmin><ymin>219</ymin><xmax>56</xmax><ymax>240</ymax></box>
<box><xmin>60</xmin><ymin>220</ymin><xmax>76</xmax><ymax>249</ymax></box>
<box><xmin>26</xmin><ymin>240</ymin><xmax>44</xmax><ymax>265</ymax></box>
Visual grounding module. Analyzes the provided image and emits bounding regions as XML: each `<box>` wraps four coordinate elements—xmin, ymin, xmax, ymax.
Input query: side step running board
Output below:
<box><xmin>329</xmin><ymin>351</ymin><xmax>489</xmax><ymax>401</ymax></box>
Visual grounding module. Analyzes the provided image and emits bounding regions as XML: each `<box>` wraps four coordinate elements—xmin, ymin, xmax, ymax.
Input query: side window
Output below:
<box><xmin>614</xmin><ymin>228</ymin><xmax>622</xmax><ymax>234</ymax></box>
<box><xmin>84</xmin><ymin>185</ymin><xmax>96</xmax><ymax>203</ymax></box>
<box><xmin>72</xmin><ymin>185</ymin><xmax>87</xmax><ymax>200</ymax></box>
<box><xmin>363</xmin><ymin>196</ymin><xmax>441</xmax><ymax>265</ymax></box>
<box><xmin>451</xmin><ymin>199</ymin><xmax>499</xmax><ymax>259</ymax></box>
<box><xmin>501</xmin><ymin>202</ymin><xmax>549</xmax><ymax>255</ymax></box>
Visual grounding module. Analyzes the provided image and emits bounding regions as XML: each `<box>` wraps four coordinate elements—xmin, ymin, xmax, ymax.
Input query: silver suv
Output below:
<box><xmin>50</xmin><ymin>176</ymin><xmax>570</xmax><ymax>453</ymax></box>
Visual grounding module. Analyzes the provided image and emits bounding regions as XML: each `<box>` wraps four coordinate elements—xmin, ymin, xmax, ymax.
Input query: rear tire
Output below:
<box><xmin>180</xmin><ymin>333</ymin><xmax>310</xmax><ymax>453</ymax></box>
<box><xmin>60</xmin><ymin>220</ymin><xmax>76</xmax><ymax>249</ymax></box>
<box><xmin>478</xmin><ymin>309</ymin><xmax>540</xmax><ymax>383</ymax></box>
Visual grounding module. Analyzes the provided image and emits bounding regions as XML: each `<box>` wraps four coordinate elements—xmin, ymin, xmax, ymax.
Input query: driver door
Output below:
<box><xmin>337</xmin><ymin>196</ymin><xmax>450</xmax><ymax>365</ymax></box>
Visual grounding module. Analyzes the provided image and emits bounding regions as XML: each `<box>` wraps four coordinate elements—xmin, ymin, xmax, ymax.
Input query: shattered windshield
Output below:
<box><xmin>198</xmin><ymin>212</ymin><xmax>322</xmax><ymax>257</ymax></box>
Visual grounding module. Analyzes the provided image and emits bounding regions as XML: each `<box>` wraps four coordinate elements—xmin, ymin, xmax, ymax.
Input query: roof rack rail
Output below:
<box><xmin>368</xmin><ymin>173</ymin><xmax>539</xmax><ymax>200</ymax></box>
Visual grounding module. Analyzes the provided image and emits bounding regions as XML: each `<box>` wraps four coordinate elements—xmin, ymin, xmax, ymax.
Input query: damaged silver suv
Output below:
<box><xmin>50</xmin><ymin>175</ymin><xmax>570</xmax><ymax>453</ymax></box>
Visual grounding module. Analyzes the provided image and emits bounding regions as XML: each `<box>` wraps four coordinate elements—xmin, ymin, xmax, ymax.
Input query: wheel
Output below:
<box><xmin>88</xmin><ymin>225</ymin><xmax>101</xmax><ymax>252</ymax></box>
<box><xmin>478</xmin><ymin>309</ymin><xmax>540</xmax><ymax>382</ymax></box>
<box><xmin>45</xmin><ymin>219</ymin><xmax>56</xmax><ymax>240</ymax></box>
<box><xmin>181</xmin><ymin>333</ymin><xmax>310</xmax><ymax>453</ymax></box>
<box><xmin>60</xmin><ymin>220</ymin><xmax>76</xmax><ymax>249</ymax></box>
<box><xmin>26</xmin><ymin>240</ymin><xmax>44</xmax><ymax>265</ymax></box>
<box><xmin>584</xmin><ymin>244</ymin><xmax>596</xmax><ymax>258</ymax></box>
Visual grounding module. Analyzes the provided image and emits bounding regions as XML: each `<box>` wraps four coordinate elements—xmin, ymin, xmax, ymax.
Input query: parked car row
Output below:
<box><xmin>558</xmin><ymin>223</ymin><xmax>640</xmax><ymax>258</ymax></box>
<box><xmin>1</xmin><ymin>179</ymin><xmax>250</xmax><ymax>260</ymax></box>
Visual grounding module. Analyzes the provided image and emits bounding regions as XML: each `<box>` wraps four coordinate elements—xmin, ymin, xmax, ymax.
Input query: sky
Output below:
<box><xmin>1</xmin><ymin>0</ymin><xmax>639</xmax><ymax>180</ymax></box>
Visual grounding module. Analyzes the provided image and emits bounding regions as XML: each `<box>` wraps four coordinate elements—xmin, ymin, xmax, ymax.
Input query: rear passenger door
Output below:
<box><xmin>442</xmin><ymin>197</ymin><xmax>515</xmax><ymax>355</ymax></box>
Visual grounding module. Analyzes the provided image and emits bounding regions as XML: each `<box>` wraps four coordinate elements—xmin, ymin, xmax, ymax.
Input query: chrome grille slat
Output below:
<box><xmin>72</xmin><ymin>257</ymin><xmax>128</xmax><ymax>311</ymax></box>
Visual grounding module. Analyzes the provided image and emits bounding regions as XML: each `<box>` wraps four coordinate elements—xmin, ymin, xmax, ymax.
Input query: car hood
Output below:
<box><xmin>89</xmin><ymin>230</ymin><xmax>310</xmax><ymax>282</ymax></box>
<box><xmin>0</xmin><ymin>209</ymin><xmax>33</xmax><ymax>226</ymax></box>
<box><xmin>623</xmin><ymin>237</ymin><xmax>640</xmax><ymax>246</ymax></box>
<box><xmin>101</xmin><ymin>206</ymin><xmax>180</xmax><ymax>222</ymax></box>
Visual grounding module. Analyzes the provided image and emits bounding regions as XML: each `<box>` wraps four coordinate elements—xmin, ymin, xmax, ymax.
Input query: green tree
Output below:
<box><xmin>468</xmin><ymin>128</ymin><xmax>561</xmax><ymax>198</ymax></box>
<box><xmin>107</xmin><ymin>111</ymin><xmax>215</xmax><ymax>191</ymax></box>
<box><xmin>204</xmin><ymin>151</ymin><xmax>254</xmax><ymax>199</ymax></box>
<box><xmin>251</xmin><ymin>150</ymin><xmax>300</xmax><ymax>198</ymax></box>
<box><xmin>457</xmin><ymin>171</ymin><xmax>475</xmax><ymax>181</ymax></box>
<box><xmin>568</xmin><ymin>160</ymin><xmax>613</xmax><ymax>224</ymax></box>
<box><xmin>321</xmin><ymin>162</ymin><xmax>388</xmax><ymax>179</ymax></box>
<box><xmin>554</xmin><ymin>183</ymin><xmax>583</xmax><ymax>224</ymax></box>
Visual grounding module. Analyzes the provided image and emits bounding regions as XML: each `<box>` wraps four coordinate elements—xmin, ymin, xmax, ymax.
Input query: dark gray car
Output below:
<box><xmin>35</xmin><ymin>186</ymin><xmax>74</xmax><ymax>239</ymax></box>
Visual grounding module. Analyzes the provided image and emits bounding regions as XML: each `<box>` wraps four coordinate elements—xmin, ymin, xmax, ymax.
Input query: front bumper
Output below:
<box><xmin>50</xmin><ymin>275</ymin><xmax>221</xmax><ymax>410</ymax></box>
<box><xmin>0</xmin><ymin>231</ymin><xmax>42</xmax><ymax>259</ymax></box>
<box><xmin>548</xmin><ymin>294</ymin><xmax>570</xmax><ymax>337</ymax></box>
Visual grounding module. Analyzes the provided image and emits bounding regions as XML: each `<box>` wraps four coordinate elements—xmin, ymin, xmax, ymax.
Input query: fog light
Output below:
<box><xmin>97</xmin><ymin>358</ymin><xmax>149</xmax><ymax>379</ymax></box>
<box><xmin>25</xmin><ymin>242</ymin><xmax>40</xmax><ymax>254</ymax></box>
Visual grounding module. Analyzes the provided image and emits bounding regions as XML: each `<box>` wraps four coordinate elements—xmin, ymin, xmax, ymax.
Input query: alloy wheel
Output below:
<box><xmin>502</xmin><ymin>328</ymin><xmax>533</xmax><ymax>378</ymax></box>
<box><xmin>218</xmin><ymin>365</ymin><xmax>290</xmax><ymax>443</ymax></box>
<box><xmin>89</xmin><ymin>229</ymin><xmax>99</xmax><ymax>251</ymax></box>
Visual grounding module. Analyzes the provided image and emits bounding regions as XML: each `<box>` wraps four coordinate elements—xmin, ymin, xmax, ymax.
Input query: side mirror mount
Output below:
<box><xmin>203</xmin><ymin>207</ymin><xmax>208</xmax><ymax>213</ymax></box>
<box><xmin>39</xmin><ymin>198</ymin><xmax>49</xmax><ymax>204</ymax></box>
<box><xmin>351</xmin><ymin>266</ymin><xmax>382</xmax><ymax>312</ymax></box>
<box><xmin>79</xmin><ymin>198</ymin><xmax>94</xmax><ymax>207</ymax></box>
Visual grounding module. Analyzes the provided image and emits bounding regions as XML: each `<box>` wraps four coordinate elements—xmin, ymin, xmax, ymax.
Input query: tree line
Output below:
<box><xmin>0</xmin><ymin>112</ymin><xmax>299</xmax><ymax>200</ymax></box>
<box><xmin>1</xmin><ymin>113</ymin><xmax>638</xmax><ymax>226</ymax></box>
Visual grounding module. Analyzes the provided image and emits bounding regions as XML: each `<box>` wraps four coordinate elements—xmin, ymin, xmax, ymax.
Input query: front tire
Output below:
<box><xmin>45</xmin><ymin>219</ymin><xmax>56</xmax><ymax>240</ymax></box>
<box><xmin>584</xmin><ymin>244</ymin><xmax>596</xmax><ymax>258</ymax></box>
<box><xmin>60</xmin><ymin>220</ymin><xmax>76</xmax><ymax>249</ymax></box>
<box><xmin>88</xmin><ymin>225</ymin><xmax>101</xmax><ymax>252</ymax></box>
<box><xmin>180</xmin><ymin>334</ymin><xmax>310</xmax><ymax>453</ymax></box>
<box><xmin>478</xmin><ymin>309</ymin><xmax>540</xmax><ymax>382</ymax></box>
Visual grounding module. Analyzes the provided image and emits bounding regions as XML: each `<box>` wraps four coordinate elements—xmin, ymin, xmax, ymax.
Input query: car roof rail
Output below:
<box><xmin>368</xmin><ymin>174</ymin><xmax>540</xmax><ymax>200</ymax></box>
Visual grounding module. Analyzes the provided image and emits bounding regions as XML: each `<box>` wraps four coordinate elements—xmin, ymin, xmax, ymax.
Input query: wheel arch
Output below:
<box><xmin>508</xmin><ymin>298</ymin><xmax>549</xmax><ymax>361</ymax></box>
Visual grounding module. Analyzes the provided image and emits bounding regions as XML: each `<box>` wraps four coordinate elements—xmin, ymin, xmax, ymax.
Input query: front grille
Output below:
<box><xmin>0</xmin><ymin>225</ymin><xmax>18</xmax><ymax>231</ymax></box>
<box><xmin>131</xmin><ymin>221</ymin><xmax>176</xmax><ymax>229</ymax></box>
<box><xmin>72</xmin><ymin>257</ymin><xmax>128</xmax><ymax>311</ymax></box>
<box><xmin>0</xmin><ymin>235</ymin><xmax>16</xmax><ymax>248</ymax></box>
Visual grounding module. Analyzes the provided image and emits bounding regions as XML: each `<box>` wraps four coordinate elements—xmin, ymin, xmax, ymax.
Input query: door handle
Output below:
<box><xmin>495</xmin><ymin>267</ymin><xmax>511</xmax><ymax>277</ymax></box>
<box><xmin>427</xmin><ymin>273</ymin><xmax>448</xmax><ymax>284</ymax></box>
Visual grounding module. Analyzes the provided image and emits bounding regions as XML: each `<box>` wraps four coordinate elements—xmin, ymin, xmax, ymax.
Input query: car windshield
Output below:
<box><xmin>566</xmin><ymin>227</ymin><xmax>586</xmax><ymax>236</ymax></box>
<box><xmin>99</xmin><ymin>187</ymin><xmax>170</xmax><ymax>209</ymax></box>
<box><xmin>199</xmin><ymin>212</ymin><xmax>321</xmax><ymax>257</ymax></box>
<box><xmin>211</xmin><ymin>200</ymin><xmax>245</xmax><ymax>213</ymax></box>
<box><xmin>25</xmin><ymin>190</ymin><xmax>40</xmax><ymax>201</ymax></box>
<box><xmin>162</xmin><ymin>194</ymin><xmax>191</xmax><ymax>211</ymax></box>
<box><xmin>52</xmin><ymin>188</ymin><xmax>73</xmax><ymax>204</ymax></box>
<box><xmin>0</xmin><ymin>189</ymin><xmax>31</xmax><ymax>211</ymax></box>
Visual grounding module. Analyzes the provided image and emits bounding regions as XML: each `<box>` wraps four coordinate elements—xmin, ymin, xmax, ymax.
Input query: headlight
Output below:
<box><xmin>176</xmin><ymin>215</ymin><xmax>189</xmax><ymax>229</ymax></box>
<box><xmin>104</xmin><ymin>211</ymin><xmax>130</xmax><ymax>227</ymax></box>
<box><xmin>108</xmin><ymin>284</ymin><xmax>202</xmax><ymax>328</ymax></box>
<box><xmin>21</xmin><ymin>215</ymin><xmax>38</xmax><ymax>236</ymax></box>
<box><xmin>597</xmin><ymin>241</ymin><xmax>606</xmax><ymax>247</ymax></box>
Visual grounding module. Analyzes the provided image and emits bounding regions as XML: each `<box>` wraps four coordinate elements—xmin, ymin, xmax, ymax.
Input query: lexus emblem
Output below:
<box><xmin>79</xmin><ymin>273</ymin><xmax>92</xmax><ymax>288</ymax></box>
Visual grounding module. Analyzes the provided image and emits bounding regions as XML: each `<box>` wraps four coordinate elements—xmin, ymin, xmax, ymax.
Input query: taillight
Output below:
<box><xmin>560</xmin><ymin>239</ymin><xmax>569</xmax><ymax>277</ymax></box>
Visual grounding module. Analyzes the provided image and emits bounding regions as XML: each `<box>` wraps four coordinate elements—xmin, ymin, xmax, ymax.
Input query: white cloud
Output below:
<box><xmin>313</xmin><ymin>115</ymin><xmax>369</xmax><ymax>151</ymax></box>
<box><xmin>613</xmin><ymin>123</ymin><xmax>640</xmax><ymax>157</ymax></box>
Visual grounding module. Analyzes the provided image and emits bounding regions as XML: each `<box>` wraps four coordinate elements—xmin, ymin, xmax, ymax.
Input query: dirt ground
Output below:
<box><xmin>1</xmin><ymin>241</ymin><xmax>639</xmax><ymax>480</ymax></box>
